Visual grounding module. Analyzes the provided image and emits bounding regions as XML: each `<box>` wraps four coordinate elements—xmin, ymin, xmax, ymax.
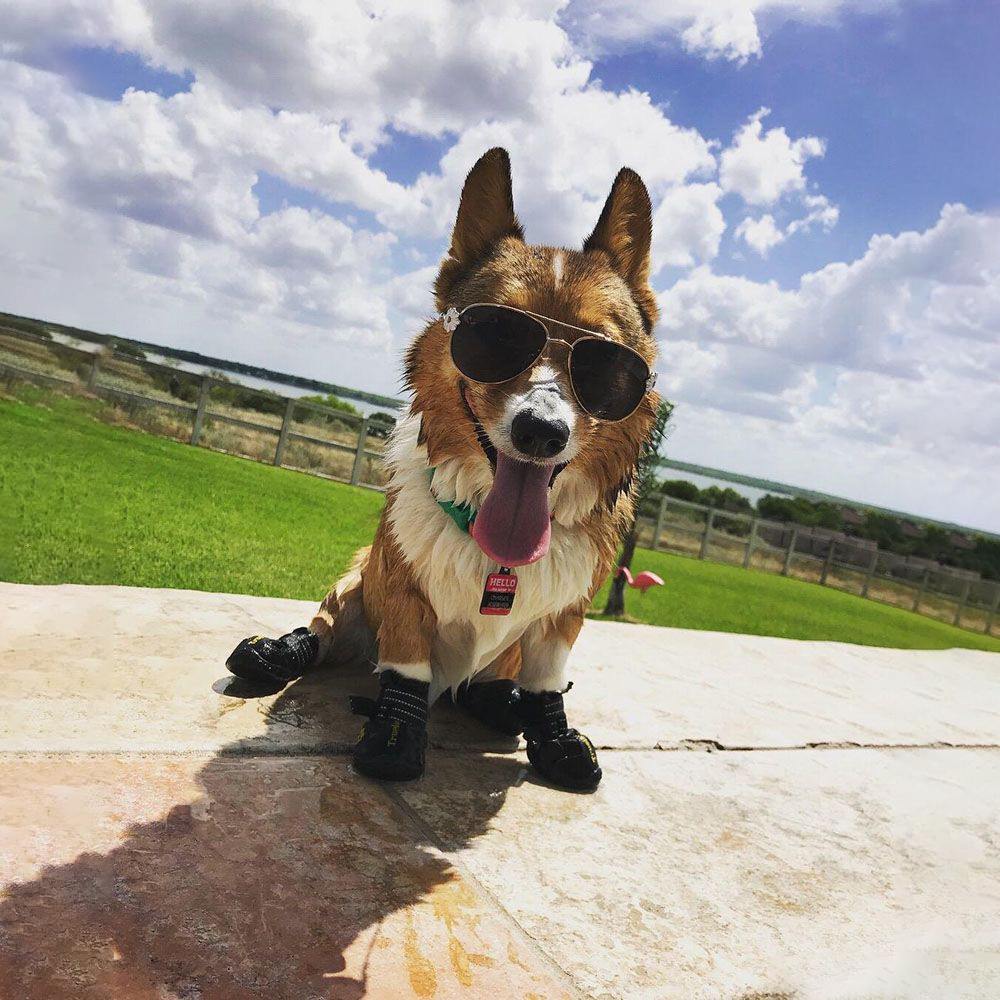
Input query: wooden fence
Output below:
<box><xmin>3</xmin><ymin>326</ymin><xmax>997</xmax><ymax>637</ymax></box>
<box><xmin>0</xmin><ymin>328</ymin><xmax>385</xmax><ymax>489</ymax></box>
<box><xmin>639</xmin><ymin>495</ymin><xmax>1000</xmax><ymax>638</ymax></box>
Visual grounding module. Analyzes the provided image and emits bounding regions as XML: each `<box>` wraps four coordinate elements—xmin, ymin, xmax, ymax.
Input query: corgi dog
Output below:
<box><xmin>227</xmin><ymin>148</ymin><xmax>659</xmax><ymax>790</ymax></box>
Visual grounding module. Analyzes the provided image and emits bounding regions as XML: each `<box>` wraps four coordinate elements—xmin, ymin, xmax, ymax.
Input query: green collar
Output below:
<box><xmin>427</xmin><ymin>469</ymin><xmax>476</xmax><ymax>533</ymax></box>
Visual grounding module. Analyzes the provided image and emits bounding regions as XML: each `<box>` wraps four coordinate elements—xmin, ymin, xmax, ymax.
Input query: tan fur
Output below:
<box><xmin>314</xmin><ymin>148</ymin><xmax>658</xmax><ymax>690</ymax></box>
<box><xmin>309</xmin><ymin>545</ymin><xmax>372</xmax><ymax>667</ymax></box>
<box><xmin>361</xmin><ymin>501</ymin><xmax>438</xmax><ymax>666</ymax></box>
<box><xmin>483</xmin><ymin>641</ymin><xmax>522</xmax><ymax>682</ymax></box>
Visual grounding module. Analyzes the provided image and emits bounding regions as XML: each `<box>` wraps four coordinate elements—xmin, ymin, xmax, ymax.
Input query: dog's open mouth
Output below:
<box><xmin>460</xmin><ymin>384</ymin><xmax>565</xmax><ymax>568</ymax></box>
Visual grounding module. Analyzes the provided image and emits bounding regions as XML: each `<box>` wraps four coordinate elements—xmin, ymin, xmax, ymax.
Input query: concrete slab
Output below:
<box><xmin>574</xmin><ymin>619</ymin><xmax>1000</xmax><ymax>748</ymax></box>
<box><xmin>2</xmin><ymin>582</ymin><xmax>999</xmax><ymax>1000</ymax></box>
<box><xmin>2</xmin><ymin>583</ymin><xmax>998</xmax><ymax>753</ymax></box>
<box><xmin>0</xmin><ymin>753</ymin><xmax>575</xmax><ymax>1000</ymax></box>
<box><xmin>399</xmin><ymin>749</ymin><xmax>1000</xmax><ymax>1000</ymax></box>
<box><xmin>0</xmin><ymin>583</ymin><xmax>516</xmax><ymax>754</ymax></box>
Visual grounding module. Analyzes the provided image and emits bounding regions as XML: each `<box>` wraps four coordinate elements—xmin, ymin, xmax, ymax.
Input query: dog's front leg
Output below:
<box><xmin>351</xmin><ymin>584</ymin><xmax>436</xmax><ymax>782</ymax></box>
<box><xmin>517</xmin><ymin>604</ymin><xmax>602</xmax><ymax>791</ymax></box>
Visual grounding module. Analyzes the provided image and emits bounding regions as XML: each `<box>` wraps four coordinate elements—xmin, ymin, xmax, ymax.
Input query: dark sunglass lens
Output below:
<box><xmin>450</xmin><ymin>306</ymin><xmax>546</xmax><ymax>383</ymax></box>
<box><xmin>570</xmin><ymin>339</ymin><xmax>650</xmax><ymax>420</ymax></box>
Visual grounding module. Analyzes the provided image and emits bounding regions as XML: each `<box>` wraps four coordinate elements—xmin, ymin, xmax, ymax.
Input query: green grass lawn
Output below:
<box><xmin>592</xmin><ymin>551</ymin><xmax>1000</xmax><ymax>653</ymax></box>
<box><xmin>2</xmin><ymin>383</ymin><xmax>998</xmax><ymax>653</ymax></box>
<box><xmin>0</xmin><ymin>386</ymin><xmax>383</xmax><ymax>599</ymax></box>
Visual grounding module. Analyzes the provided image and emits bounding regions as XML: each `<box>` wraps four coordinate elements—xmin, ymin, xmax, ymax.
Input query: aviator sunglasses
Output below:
<box><xmin>444</xmin><ymin>303</ymin><xmax>656</xmax><ymax>422</ymax></box>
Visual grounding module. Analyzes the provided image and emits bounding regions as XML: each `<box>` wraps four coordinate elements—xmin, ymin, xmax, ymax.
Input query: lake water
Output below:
<box><xmin>48</xmin><ymin>331</ymin><xmax>406</xmax><ymax>418</ymax></box>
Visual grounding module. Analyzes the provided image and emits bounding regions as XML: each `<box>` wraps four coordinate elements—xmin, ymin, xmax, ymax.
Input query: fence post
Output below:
<box><xmin>350</xmin><ymin>416</ymin><xmax>370</xmax><ymax>486</ymax></box>
<box><xmin>781</xmin><ymin>528</ymin><xmax>798</xmax><ymax>577</ymax></box>
<box><xmin>273</xmin><ymin>397</ymin><xmax>296</xmax><ymax>467</ymax></box>
<box><xmin>861</xmin><ymin>547</ymin><xmax>879</xmax><ymax>598</ymax></box>
<box><xmin>986</xmin><ymin>586</ymin><xmax>1000</xmax><ymax>638</ymax></box>
<box><xmin>742</xmin><ymin>518</ymin><xmax>758</xmax><ymax>569</ymax></box>
<box><xmin>698</xmin><ymin>508</ymin><xmax>716</xmax><ymax>560</ymax></box>
<box><xmin>820</xmin><ymin>538</ymin><xmax>836</xmax><ymax>586</ymax></box>
<box><xmin>190</xmin><ymin>376</ymin><xmax>211</xmax><ymax>445</ymax></box>
<box><xmin>912</xmin><ymin>567</ymin><xmax>931</xmax><ymax>613</ymax></box>
<box><xmin>653</xmin><ymin>495</ymin><xmax>668</xmax><ymax>551</ymax></box>
<box><xmin>87</xmin><ymin>353</ymin><xmax>101</xmax><ymax>391</ymax></box>
<box><xmin>952</xmin><ymin>578</ymin><xmax>972</xmax><ymax>628</ymax></box>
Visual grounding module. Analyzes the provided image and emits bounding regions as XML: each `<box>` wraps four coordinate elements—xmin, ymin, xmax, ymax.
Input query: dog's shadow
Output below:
<box><xmin>0</xmin><ymin>664</ymin><xmax>526</xmax><ymax>999</ymax></box>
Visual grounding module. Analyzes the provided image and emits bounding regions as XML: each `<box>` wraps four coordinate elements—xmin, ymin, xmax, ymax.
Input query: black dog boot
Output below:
<box><xmin>226</xmin><ymin>627</ymin><xmax>319</xmax><ymax>686</ymax></box>
<box><xmin>519</xmin><ymin>685</ymin><xmax>602</xmax><ymax>792</ymax></box>
<box><xmin>451</xmin><ymin>679</ymin><xmax>524</xmax><ymax>736</ymax></box>
<box><xmin>350</xmin><ymin>671</ymin><xmax>429</xmax><ymax>781</ymax></box>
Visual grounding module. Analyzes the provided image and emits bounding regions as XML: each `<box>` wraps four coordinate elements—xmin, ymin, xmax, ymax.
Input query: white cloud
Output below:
<box><xmin>0</xmin><ymin>5</ymin><xmax>716</xmax><ymax>389</ymax></box>
<box><xmin>659</xmin><ymin>267</ymin><xmax>795</xmax><ymax>349</ymax></box>
<box><xmin>720</xmin><ymin>109</ymin><xmax>838</xmax><ymax>257</ymax></box>
<box><xmin>2</xmin><ymin>0</ymin><xmax>592</xmax><ymax>147</ymax></box>
<box><xmin>679</xmin><ymin>4</ymin><xmax>763</xmax><ymax>62</ymax></box>
<box><xmin>0</xmin><ymin>60</ymin><xmax>399</xmax><ymax>366</ymax></box>
<box><xmin>384</xmin><ymin>84</ymin><xmax>715</xmax><ymax>246</ymax></box>
<box><xmin>657</xmin><ymin>204</ymin><xmax>1000</xmax><ymax>526</ymax></box>
<box><xmin>720</xmin><ymin>107</ymin><xmax>826</xmax><ymax>206</ymax></box>
<box><xmin>565</xmin><ymin>1</ymin><xmax>927</xmax><ymax>64</ymax></box>
<box><xmin>735</xmin><ymin>195</ymin><xmax>839</xmax><ymax>256</ymax></box>
<box><xmin>652</xmin><ymin>183</ymin><xmax>726</xmax><ymax>270</ymax></box>
<box><xmin>664</xmin><ymin>398</ymin><xmax>1000</xmax><ymax>532</ymax></box>
<box><xmin>662</xmin><ymin>204</ymin><xmax>1000</xmax><ymax>375</ymax></box>
<box><xmin>734</xmin><ymin>213</ymin><xmax>784</xmax><ymax>255</ymax></box>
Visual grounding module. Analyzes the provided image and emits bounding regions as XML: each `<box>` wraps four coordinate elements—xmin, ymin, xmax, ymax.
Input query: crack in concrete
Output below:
<box><xmin>2</xmin><ymin>741</ymin><xmax>998</xmax><ymax>757</ymax></box>
<box><xmin>643</xmin><ymin>739</ymin><xmax>1000</xmax><ymax>752</ymax></box>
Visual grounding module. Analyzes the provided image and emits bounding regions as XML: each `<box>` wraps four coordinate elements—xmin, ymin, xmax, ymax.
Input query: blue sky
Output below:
<box><xmin>595</xmin><ymin>2</ymin><xmax>1000</xmax><ymax>284</ymax></box>
<box><xmin>0</xmin><ymin>1</ymin><xmax>998</xmax><ymax>531</ymax></box>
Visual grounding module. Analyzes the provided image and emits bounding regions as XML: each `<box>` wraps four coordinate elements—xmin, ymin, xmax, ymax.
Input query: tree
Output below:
<box><xmin>603</xmin><ymin>400</ymin><xmax>674</xmax><ymax>616</ymax></box>
<box><xmin>660</xmin><ymin>479</ymin><xmax>700</xmax><ymax>503</ymax></box>
<box><xmin>699</xmin><ymin>485</ymin><xmax>753</xmax><ymax>514</ymax></box>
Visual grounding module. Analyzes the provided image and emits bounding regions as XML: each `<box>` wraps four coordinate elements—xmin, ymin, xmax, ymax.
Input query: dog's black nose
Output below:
<box><xmin>511</xmin><ymin>412</ymin><xmax>569</xmax><ymax>459</ymax></box>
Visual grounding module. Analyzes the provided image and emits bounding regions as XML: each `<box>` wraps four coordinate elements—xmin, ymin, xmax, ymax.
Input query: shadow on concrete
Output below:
<box><xmin>0</xmin><ymin>661</ymin><xmax>523</xmax><ymax>999</ymax></box>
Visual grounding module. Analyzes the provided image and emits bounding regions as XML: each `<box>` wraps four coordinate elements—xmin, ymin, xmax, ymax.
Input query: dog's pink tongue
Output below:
<box><xmin>471</xmin><ymin>453</ymin><xmax>552</xmax><ymax>567</ymax></box>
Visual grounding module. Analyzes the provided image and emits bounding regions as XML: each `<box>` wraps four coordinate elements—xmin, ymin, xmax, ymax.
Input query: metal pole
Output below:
<box><xmin>698</xmin><ymin>508</ymin><xmax>715</xmax><ymax>560</ymax></box>
<box><xmin>273</xmin><ymin>397</ymin><xmax>295</xmax><ymax>467</ymax></box>
<box><xmin>781</xmin><ymin>528</ymin><xmax>798</xmax><ymax>577</ymax></box>
<box><xmin>861</xmin><ymin>547</ymin><xmax>879</xmax><ymax>598</ymax></box>
<box><xmin>350</xmin><ymin>416</ymin><xmax>370</xmax><ymax>486</ymax></box>
<box><xmin>653</xmin><ymin>495</ymin><xmax>668</xmax><ymax>551</ymax></box>
<box><xmin>190</xmin><ymin>376</ymin><xmax>211</xmax><ymax>445</ymax></box>
<box><xmin>953</xmin><ymin>578</ymin><xmax>972</xmax><ymax>628</ymax></box>
<box><xmin>742</xmin><ymin>518</ymin><xmax>758</xmax><ymax>569</ymax></box>
<box><xmin>912</xmin><ymin>567</ymin><xmax>931</xmax><ymax>614</ymax></box>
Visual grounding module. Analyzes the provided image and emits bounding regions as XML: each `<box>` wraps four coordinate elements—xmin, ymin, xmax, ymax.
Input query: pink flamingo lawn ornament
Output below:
<box><xmin>616</xmin><ymin>566</ymin><xmax>665</xmax><ymax>594</ymax></box>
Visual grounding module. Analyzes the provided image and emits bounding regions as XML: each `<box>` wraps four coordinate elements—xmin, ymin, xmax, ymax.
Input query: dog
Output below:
<box><xmin>227</xmin><ymin>147</ymin><xmax>659</xmax><ymax>790</ymax></box>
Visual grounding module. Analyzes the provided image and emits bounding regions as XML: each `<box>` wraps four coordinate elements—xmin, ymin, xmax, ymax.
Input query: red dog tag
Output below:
<box><xmin>480</xmin><ymin>568</ymin><xmax>517</xmax><ymax>616</ymax></box>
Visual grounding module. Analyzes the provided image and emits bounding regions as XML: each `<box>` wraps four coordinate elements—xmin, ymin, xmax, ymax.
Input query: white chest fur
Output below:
<box><xmin>385</xmin><ymin>413</ymin><xmax>597</xmax><ymax>692</ymax></box>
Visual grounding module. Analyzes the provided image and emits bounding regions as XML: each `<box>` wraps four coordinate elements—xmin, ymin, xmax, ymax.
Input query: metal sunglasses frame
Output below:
<box><xmin>441</xmin><ymin>302</ymin><xmax>657</xmax><ymax>422</ymax></box>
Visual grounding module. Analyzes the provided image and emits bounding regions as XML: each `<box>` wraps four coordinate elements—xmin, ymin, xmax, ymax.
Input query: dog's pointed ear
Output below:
<box><xmin>583</xmin><ymin>168</ymin><xmax>658</xmax><ymax>333</ymax></box>
<box><xmin>435</xmin><ymin>148</ymin><xmax>524</xmax><ymax>307</ymax></box>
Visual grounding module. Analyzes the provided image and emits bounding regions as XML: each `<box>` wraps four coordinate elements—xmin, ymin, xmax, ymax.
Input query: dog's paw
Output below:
<box><xmin>350</xmin><ymin>670</ymin><xmax>430</xmax><ymax>782</ymax></box>
<box><xmin>225</xmin><ymin>627</ymin><xmax>318</xmax><ymax>685</ymax></box>
<box><xmin>452</xmin><ymin>679</ymin><xmax>524</xmax><ymax>736</ymax></box>
<box><xmin>352</xmin><ymin>717</ymin><xmax>427</xmax><ymax>781</ymax></box>
<box><xmin>526</xmin><ymin>729</ymin><xmax>602</xmax><ymax>792</ymax></box>
<box><xmin>518</xmin><ymin>686</ymin><xmax>601</xmax><ymax>791</ymax></box>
